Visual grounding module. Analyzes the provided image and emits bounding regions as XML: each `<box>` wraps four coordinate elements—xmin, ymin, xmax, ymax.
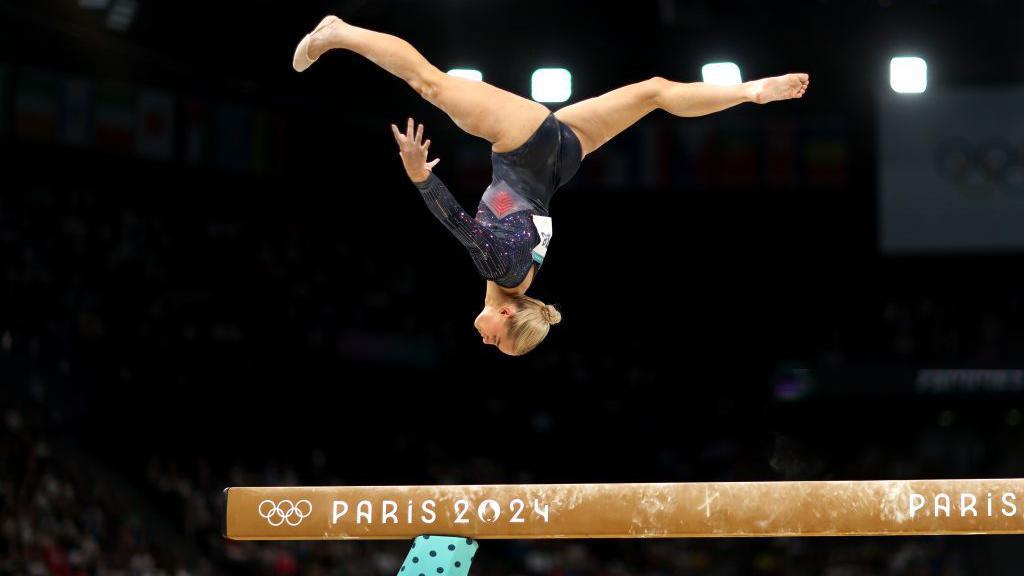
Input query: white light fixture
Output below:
<box><xmin>701</xmin><ymin>62</ymin><xmax>743</xmax><ymax>85</ymax></box>
<box><xmin>890</xmin><ymin>56</ymin><xmax>928</xmax><ymax>94</ymax></box>
<box><xmin>531</xmin><ymin>68</ymin><xmax>572</xmax><ymax>103</ymax></box>
<box><xmin>446</xmin><ymin>69</ymin><xmax>483</xmax><ymax>82</ymax></box>
<box><xmin>106</xmin><ymin>0</ymin><xmax>137</xmax><ymax>31</ymax></box>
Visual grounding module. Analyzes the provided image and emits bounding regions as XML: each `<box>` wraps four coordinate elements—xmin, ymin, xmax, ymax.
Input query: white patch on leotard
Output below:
<box><xmin>532</xmin><ymin>215</ymin><xmax>553</xmax><ymax>264</ymax></box>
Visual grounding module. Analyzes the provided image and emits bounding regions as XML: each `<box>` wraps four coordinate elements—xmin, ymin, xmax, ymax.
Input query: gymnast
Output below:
<box><xmin>293</xmin><ymin>16</ymin><xmax>809</xmax><ymax>356</ymax></box>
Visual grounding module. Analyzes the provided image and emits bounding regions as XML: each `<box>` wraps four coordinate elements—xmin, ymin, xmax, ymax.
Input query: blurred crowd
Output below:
<box><xmin>0</xmin><ymin>408</ymin><xmax>201</xmax><ymax>575</ymax></box>
<box><xmin>3</xmin><ymin>168</ymin><xmax>1024</xmax><ymax>390</ymax></box>
<box><xmin>3</xmin><ymin>175</ymin><xmax>1023</xmax><ymax>575</ymax></box>
<box><xmin>4</xmin><ymin>396</ymin><xmax>1015</xmax><ymax>576</ymax></box>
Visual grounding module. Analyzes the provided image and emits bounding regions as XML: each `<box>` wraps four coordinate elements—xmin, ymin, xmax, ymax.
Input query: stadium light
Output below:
<box><xmin>890</xmin><ymin>56</ymin><xmax>927</xmax><ymax>94</ymax></box>
<box><xmin>531</xmin><ymin>68</ymin><xmax>572</xmax><ymax>103</ymax></box>
<box><xmin>701</xmin><ymin>62</ymin><xmax>743</xmax><ymax>85</ymax></box>
<box><xmin>447</xmin><ymin>69</ymin><xmax>483</xmax><ymax>82</ymax></box>
<box><xmin>106</xmin><ymin>0</ymin><xmax>137</xmax><ymax>31</ymax></box>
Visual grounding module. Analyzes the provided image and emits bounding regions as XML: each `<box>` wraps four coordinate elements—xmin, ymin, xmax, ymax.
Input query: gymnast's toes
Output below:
<box><xmin>751</xmin><ymin>73</ymin><xmax>809</xmax><ymax>104</ymax></box>
<box><xmin>294</xmin><ymin>15</ymin><xmax>347</xmax><ymax>72</ymax></box>
<box><xmin>306</xmin><ymin>16</ymin><xmax>345</xmax><ymax>62</ymax></box>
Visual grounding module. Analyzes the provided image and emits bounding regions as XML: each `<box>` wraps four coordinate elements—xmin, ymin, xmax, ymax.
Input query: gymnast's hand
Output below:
<box><xmin>391</xmin><ymin>117</ymin><xmax>440</xmax><ymax>183</ymax></box>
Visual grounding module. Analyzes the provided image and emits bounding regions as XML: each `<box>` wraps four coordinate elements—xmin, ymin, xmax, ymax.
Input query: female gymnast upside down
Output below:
<box><xmin>293</xmin><ymin>15</ymin><xmax>809</xmax><ymax>356</ymax></box>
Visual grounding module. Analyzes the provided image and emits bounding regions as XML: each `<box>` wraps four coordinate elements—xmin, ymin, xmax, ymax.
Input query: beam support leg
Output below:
<box><xmin>398</xmin><ymin>535</ymin><xmax>478</xmax><ymax>576</ymax></box>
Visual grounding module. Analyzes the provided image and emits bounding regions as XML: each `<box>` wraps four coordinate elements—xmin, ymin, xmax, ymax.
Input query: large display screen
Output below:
<box><xmin>879</xmin><ymin>87</ymin><xmax>1024</xmax><ymax>253</ymax></box>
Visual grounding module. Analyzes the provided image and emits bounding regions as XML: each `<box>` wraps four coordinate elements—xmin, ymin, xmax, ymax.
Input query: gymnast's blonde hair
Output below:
<box><xmin>507</xmin><ymin>295</ymin><xmax>562</xmax><ymax>356</ymax></box>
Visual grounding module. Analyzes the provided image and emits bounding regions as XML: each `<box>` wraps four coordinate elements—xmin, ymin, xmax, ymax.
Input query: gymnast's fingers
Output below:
<box><xmin>407</xmin><ymin>117</ymin><xmax>414</xmax><ymax>140</ymax></box>
<box><xmin>415</xmin><ymin>123</ymin><xmax>424</xmax><ymax>145</ymax></box>
<box><xmin>391</xmin><ymin>124</ymin><xmax>404</xmax><ymax>146</ymax></box>
<box><xmin>423</xmin><ymin>139</ymin><xmax>431</xmax><ymax>151</ymax></box>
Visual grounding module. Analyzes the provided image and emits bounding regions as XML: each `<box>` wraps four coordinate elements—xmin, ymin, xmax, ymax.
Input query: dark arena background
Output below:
<box><xmin>4</xmin><ymin>0</ymin><xmax>1024</xmax><ymax>574</ymax></box>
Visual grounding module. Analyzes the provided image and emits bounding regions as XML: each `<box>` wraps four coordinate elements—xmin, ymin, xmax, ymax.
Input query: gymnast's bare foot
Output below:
<box><xmin>306</xmin><ymin>16</ymin><xmax>348</xmax><ymax>62</ymax></box>
<box><xmin>748</xmin><ymin>73</ymin><xmax>809</xmax><ymax>104</ymax></box>
<box><xmin>293</xmin><ymin>15</ymin><xmax>346</xmax><ymax>72</ymax></box>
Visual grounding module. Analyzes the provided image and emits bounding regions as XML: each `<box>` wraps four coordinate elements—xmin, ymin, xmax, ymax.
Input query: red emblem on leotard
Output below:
<box><xmin>491</xmin><ymin>190</ymin><xmax>514</xmax><ymax>218</ymax></box>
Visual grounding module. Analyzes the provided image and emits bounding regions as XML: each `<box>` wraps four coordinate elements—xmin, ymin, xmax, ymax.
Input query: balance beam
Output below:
<box><xmin>224</xmin><ymin>478</ymin><xmax>1024</xmax><ymax>540</ymax></box>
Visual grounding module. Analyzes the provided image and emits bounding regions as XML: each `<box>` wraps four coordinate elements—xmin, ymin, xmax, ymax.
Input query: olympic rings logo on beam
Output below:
<box><xmin>258</xmin><ymin>499</ymin><xmax>313</xmax><ymax>527</ymax></box>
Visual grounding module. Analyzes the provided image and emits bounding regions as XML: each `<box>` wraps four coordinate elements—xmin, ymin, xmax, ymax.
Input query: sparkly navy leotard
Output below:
<box><xmin>414</xmin><ymin>112</ymin><xmax>583</xmax><ymax>288</ymax></box>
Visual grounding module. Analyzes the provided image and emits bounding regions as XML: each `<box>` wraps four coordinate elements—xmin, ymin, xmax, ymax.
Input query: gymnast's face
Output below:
<box><xmin>474</xmin><ymin>306</ymin><xmax>515</xmax><ymax>355</ymax></box>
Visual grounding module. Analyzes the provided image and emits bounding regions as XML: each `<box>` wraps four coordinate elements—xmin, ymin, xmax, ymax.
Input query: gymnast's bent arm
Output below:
<box><xmin>413</xmin><ymin>172</ymin><xmax>497</xmax><ymax>252</ymax></box>
<box><xmin>391</xmin><ymin>118</ymin><xmax>504</xmax><ymax>275</ymax></box>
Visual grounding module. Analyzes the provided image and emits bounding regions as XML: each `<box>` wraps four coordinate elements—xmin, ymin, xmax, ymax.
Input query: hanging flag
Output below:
<box><xmin>15</xmin><ymin>68</ymin><xmax>59</xmax><ymax>141</ymax></box>
<box><xmin>182</xmin><ymin>97</ymin><xmax>209</xmax><ymax>166</ymax></box>
<box><xmin>0</xmin><ymin>64</ymin><xmax>8</xmax><ymax>136</ymax></box>
<box><xmin>675</xmin><ymin>120</ymin><xmax>715</xmax><ymax>189</ymax></box>
<box><xmin>597</xmin><ymin>142</ymin><xmax>629</xmax><ymax>189</ymax></box>
<box><xmin>60</xmin><ymin>77</ymin><xmax>95</xmax><ymax>147</ymax></box>
<box><xmin>762</xmin><ymin>118</ymin><xmax>799</xmax><ymax>189</ymax></box>
<box><xmin>136</xmin><ymin>89</ymin><xmax>175</xmax><ymax>160</ymax></box>
<box><xmin>688</xmin><ymin>117</ymin><xmax>718</xmax><ymax>189</ymax></box>
<box><xmin>637</xmin><ymin>122</ymin><xmax>660</xmax><ymax>188</ymax></box>
<box><xmin>593</xmin><ymin>127</ymin><xmax>635</xmax><ymax>188</ymax></box>
<box><xmin>803</xmin><ymin>116</ymin><xmax>848</xmax><ymax>187</ymax></box>
<box><xmin>212</xmin><ymin>103</ymin><xmax>253</xmax><ymax>172</ymax></box>
<box><xmin>714</xmin><ymin>122</ymin><xmax>758</xmax><ymax>189</ymax></box>
<box><xmin>251</xmin><ymin>109</ymin><xmax>273</xmax><ymax>173</ymax></box>
<box><xmin>654</xmin><ymin>122</ymin><xmax>673</xmax><ymax>188</ymax></box>
<box><xmin>803</xmin><ymin>137</ymin><xmax>848</xmax><ymax>187</ymax></box>
<box><xmin>95</xmin><ymin>81</ymin><xmax>136</xmax><ymax>153</ymax></box>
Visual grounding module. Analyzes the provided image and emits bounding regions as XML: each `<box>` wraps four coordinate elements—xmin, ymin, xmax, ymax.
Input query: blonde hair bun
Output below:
<box><xmin>507</xmin><ymin>295</ymin><xmax>559</xmax><ymax>355</ymax></box>
<box><xmin>543</xmin><ymin>304</ymin><xmax>562</xmax><ymax>325</ymax></box>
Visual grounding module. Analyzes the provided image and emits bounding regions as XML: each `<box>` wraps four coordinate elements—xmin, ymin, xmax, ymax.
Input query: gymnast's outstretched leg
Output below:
<box><xmin>554</xmin><ymin>74</ymin><xmax>809</xmax><ymax>158</ymax></box>
<box><xmin>294</xmin><ymin>16</ymin><xmax>550</xmax><ymax>153</ymax></box>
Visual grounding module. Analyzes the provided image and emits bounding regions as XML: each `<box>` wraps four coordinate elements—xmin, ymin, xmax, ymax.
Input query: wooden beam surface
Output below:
<box><xmin>225</xmin><ymin>479</ymin><xmax>1024</xmax><ymax>540</ymax></box>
